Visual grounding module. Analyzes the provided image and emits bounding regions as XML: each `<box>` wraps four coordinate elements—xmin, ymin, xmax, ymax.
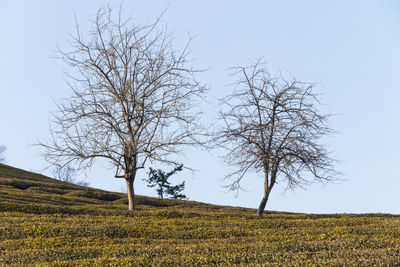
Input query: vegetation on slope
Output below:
<box><xmin>1</xmin><ymin>163</ymin><xmax>400</xmax><ymax>266</ymax></box>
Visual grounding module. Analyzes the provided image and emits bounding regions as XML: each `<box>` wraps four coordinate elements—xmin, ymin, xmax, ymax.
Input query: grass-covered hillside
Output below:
<box><xmin>1</xmin><ymin>163</ymin><xmax>400</xmax><ymax>266</ymax></box>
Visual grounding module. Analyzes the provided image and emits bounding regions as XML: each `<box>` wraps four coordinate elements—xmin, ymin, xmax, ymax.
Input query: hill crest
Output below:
<box><xmin>0</xmin><ymin>163</ymin><xmax>254</xmax><ymax>216</ymax></box>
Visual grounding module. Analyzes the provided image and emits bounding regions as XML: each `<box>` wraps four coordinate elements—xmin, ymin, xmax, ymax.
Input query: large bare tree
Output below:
<box><xmin>215</xmin><ymin>60</ymin><xmax>337</xmax><ymax>216</ymax></box>
<box><xmin>39</xmin><ymin>7</ymin><xmax>207</xmax><ymax>211</ymax></box>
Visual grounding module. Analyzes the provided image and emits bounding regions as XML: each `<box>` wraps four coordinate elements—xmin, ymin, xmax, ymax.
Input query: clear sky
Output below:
<box><xmin>1</xmin><ymin>0</ymin><xmax>400</xmax><ymax>214</ymax></box>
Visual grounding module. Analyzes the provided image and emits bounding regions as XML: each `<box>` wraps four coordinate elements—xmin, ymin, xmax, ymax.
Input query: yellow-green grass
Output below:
<box><xmin>1</xmin><ymin>163</ymin><xmax>400</xmax><ymax>266</ymax></box>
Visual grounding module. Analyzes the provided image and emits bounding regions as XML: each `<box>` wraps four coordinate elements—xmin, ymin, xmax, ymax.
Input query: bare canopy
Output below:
<box><xmin>39</xmin><ymin>7</ymin><xmax>207</xmax><ymax>211</ymax></box>
<box><xmin>214</xmin><ymin>60</ymin><xmax>337</xmax><ymax>216</ymax></box>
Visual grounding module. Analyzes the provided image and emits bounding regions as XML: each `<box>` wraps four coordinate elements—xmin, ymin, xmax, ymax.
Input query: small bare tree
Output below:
<box><xmin>215</xmin><ymin>60</ymin><xmax>337</xmax><ymax>216</ymax></box>
<box><xmin>52</xmin><ymin>165</ymin><xmax>77</xmax><ymax>183</ymax></box>
<box><xmin>52</xmin><ymin>164</ymin><xmax>89</xmax><ymax>186</ymax></box>
<box><xmin>39</xmin><ymin>7</ymin><xmax>206</xmax><ymax>211</ymax></box>
<box><xmin>0</xmin><ymin>145</ymin><xmax>6</xmax><ymax>163</ymax></box>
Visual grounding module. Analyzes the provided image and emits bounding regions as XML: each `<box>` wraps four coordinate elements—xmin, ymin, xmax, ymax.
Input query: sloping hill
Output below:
<box><xmin>0</xmin><ymin>163</ymin><xmax>249</xmax><ymax>215</ymax></box>
<box><xmin>0</xmin><ymin>163</ymin><xmax>122</xmax><ymax>213</ymax></box>
<box><xmin>1</xmin><ymin>163</ymin><xmax>400</xmax><ymax>265</ymax></box>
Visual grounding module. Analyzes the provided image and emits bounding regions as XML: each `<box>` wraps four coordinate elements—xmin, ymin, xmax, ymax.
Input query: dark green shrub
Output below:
<box><xmin>144</xmin><ymin>164</ymin><xmax>187</xmax><ymax>199</ymax></box>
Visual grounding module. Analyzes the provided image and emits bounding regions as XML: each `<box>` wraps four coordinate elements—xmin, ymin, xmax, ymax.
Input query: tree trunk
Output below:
<box><xmin>257</xmin><ymin>189</ymin><xmax>270</xmax><ymax>217</ymax></box>
<box><xmin>126</xmin><ymin>178</ymin><xmax>135</xmax><ymax>211</ymax></box>
<box><xmin>257</xmin><ymin>172</ymin><xmax>272</xmax><ymax>217</ymax></box>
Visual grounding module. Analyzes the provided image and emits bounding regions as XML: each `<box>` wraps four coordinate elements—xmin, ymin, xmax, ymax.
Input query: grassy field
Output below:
<box><xmin>1</xmin><ymin>163</ymin><xmax>400</xmax><ymax>266</ymax></box>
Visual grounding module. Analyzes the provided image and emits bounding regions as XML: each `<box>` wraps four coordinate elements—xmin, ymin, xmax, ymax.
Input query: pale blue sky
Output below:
<box><xmin>1</xmin><ymin>1</ymin><xmax>400</xmax><ymax>214</ymax></box>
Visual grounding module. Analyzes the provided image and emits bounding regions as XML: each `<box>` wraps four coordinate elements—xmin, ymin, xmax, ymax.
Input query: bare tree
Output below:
<box><xmin>52</xmin><ymin>165</ymin><xmax>77</xmax><ymax>183</ymax></box>
<box><xmin>39</xmin><ymin>7</ymin><xmax>207</xmax><ymax>211</ymax></box>
<box><xmin>214</xmin><ymin>60</ymin><xmax>337</xmax><ymax>216</ymax></box>
<box><xmin>52</xmin><ymin>164</ymin><xmax>89</xmax><ymax>186</ymax></box>
<box><xmin>0</xmin><ymin>145</ymin><xmax>6</xmax><ymax>163</ymax></box>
